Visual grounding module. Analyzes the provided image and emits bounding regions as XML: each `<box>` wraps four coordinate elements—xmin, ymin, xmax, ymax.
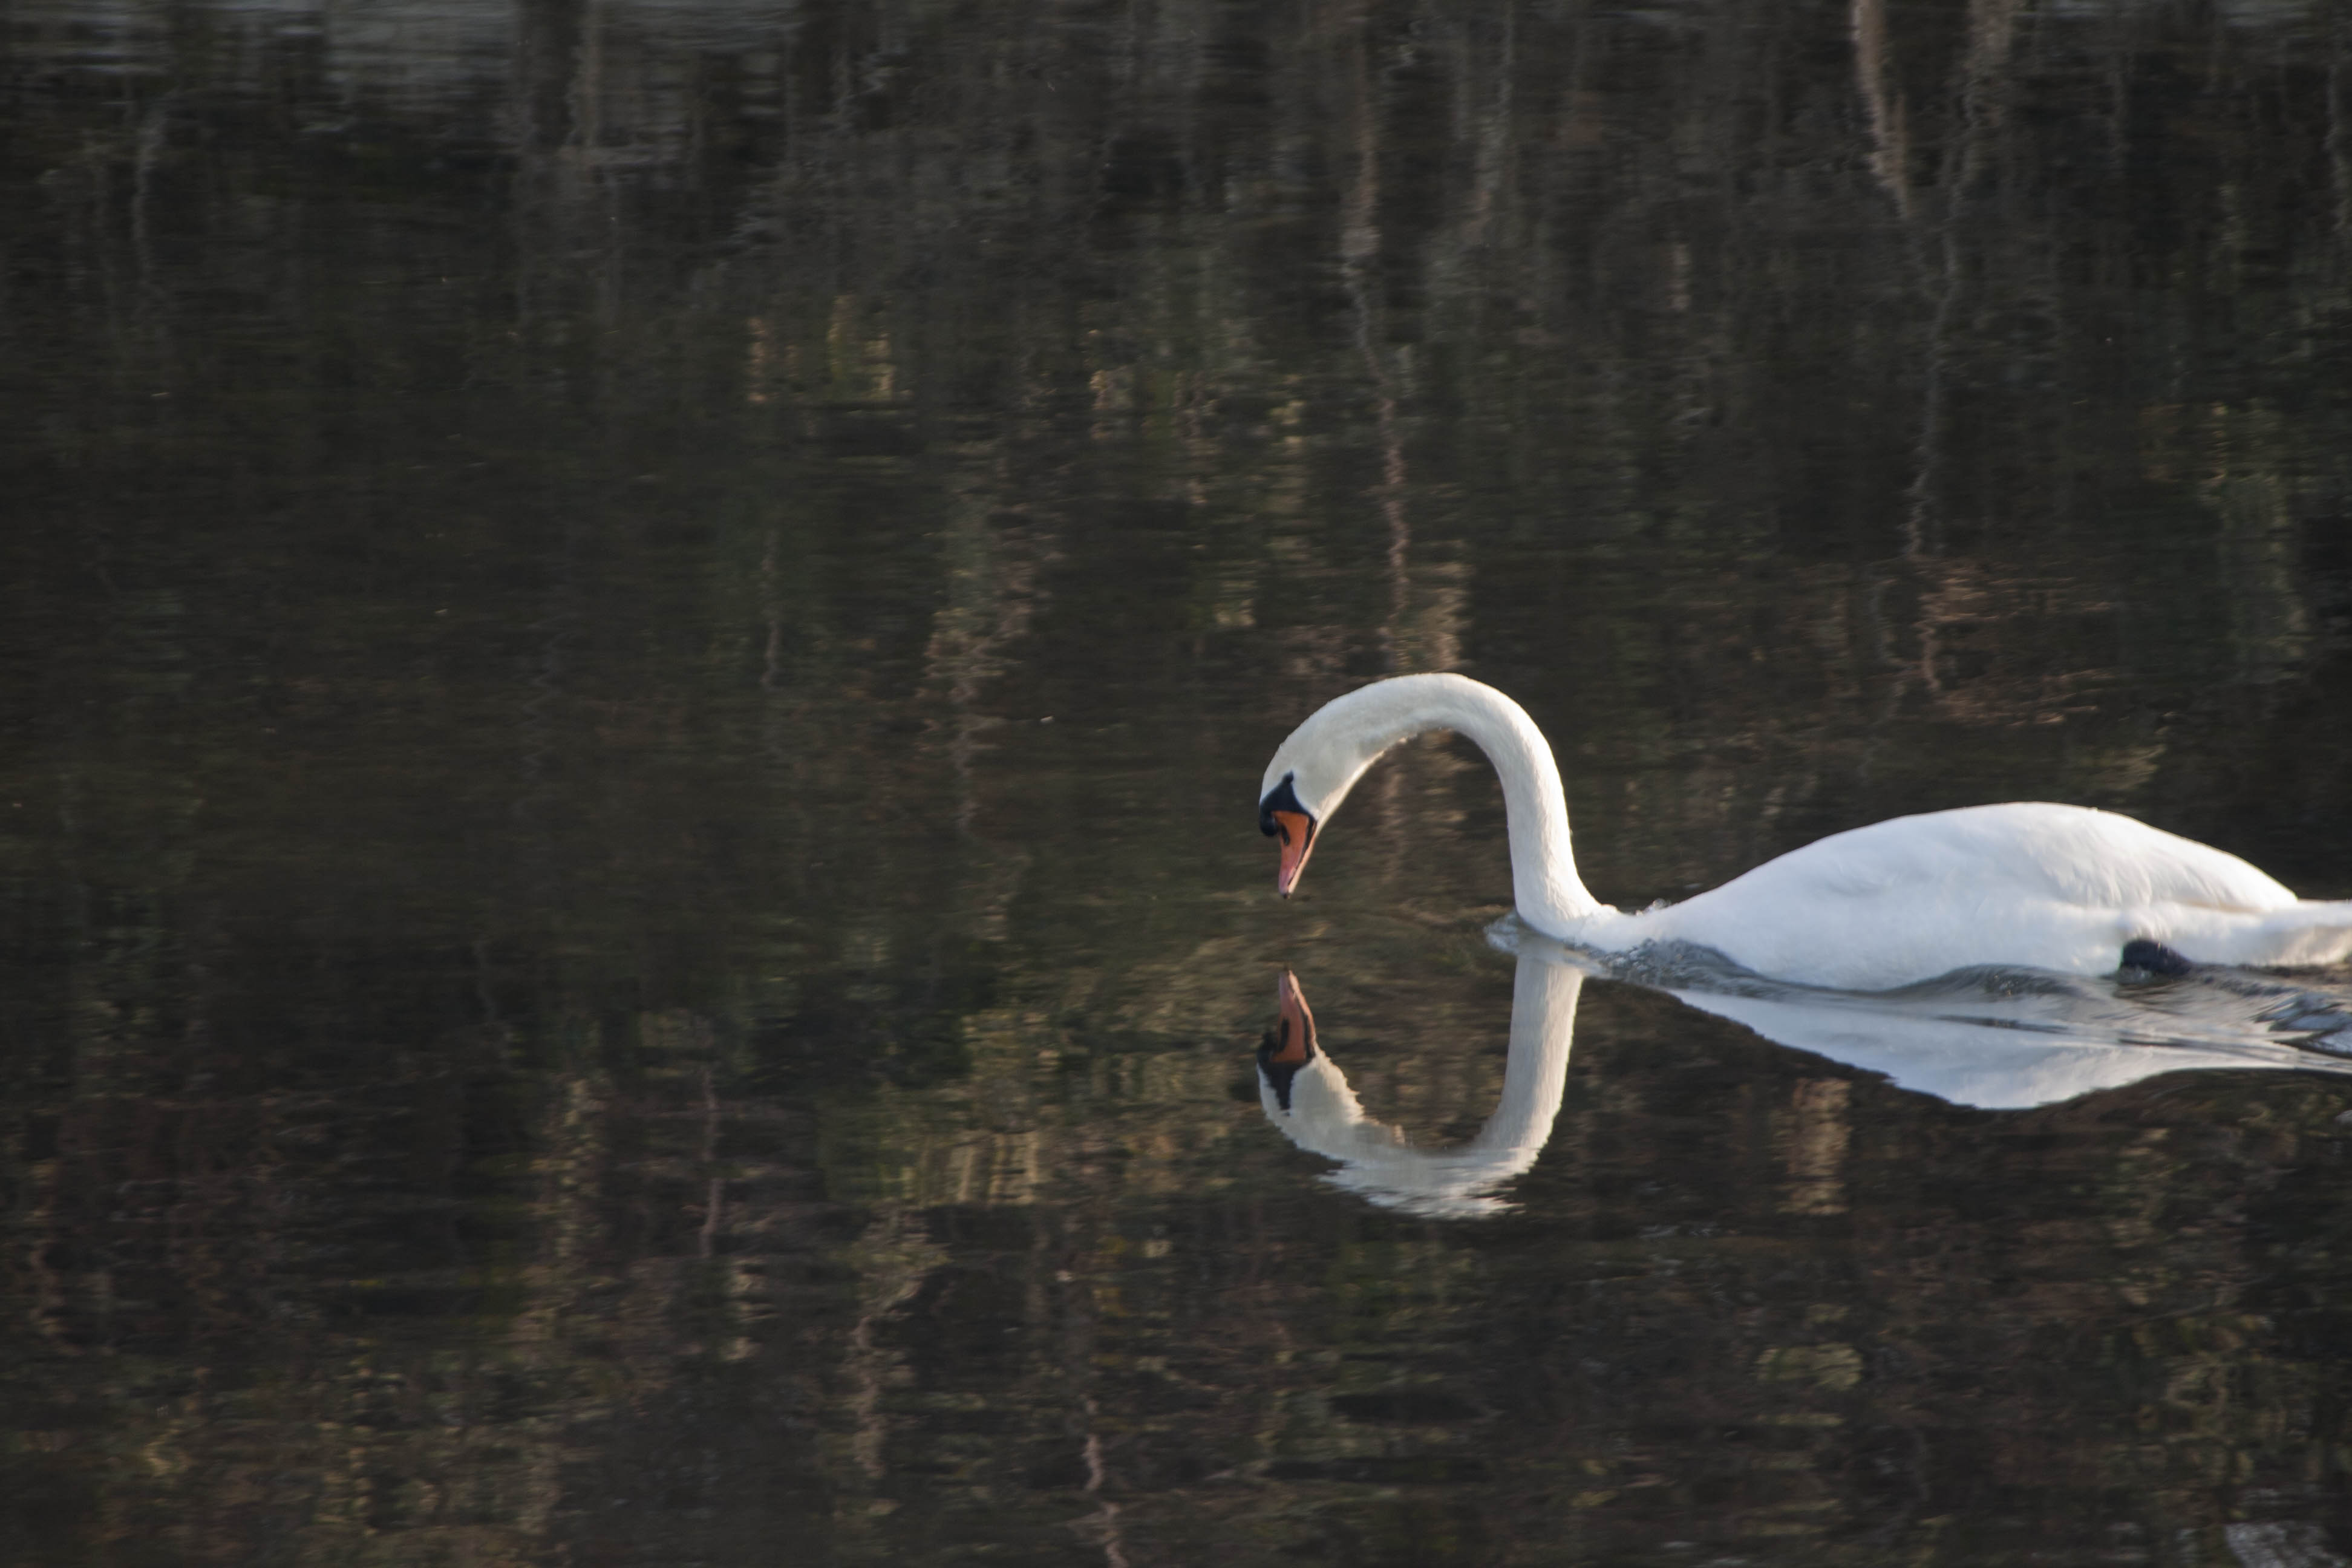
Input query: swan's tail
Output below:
<box><xmin>2189</xmin><ymin>900</ymin><xmax>2352</xmax><ymax>970</ymax></box>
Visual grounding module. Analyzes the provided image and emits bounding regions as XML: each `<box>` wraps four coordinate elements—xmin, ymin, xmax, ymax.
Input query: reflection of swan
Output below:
<box><xmin>1489</xmin><ymin>923</ymin><xmax>2352</xmax><ymax>1112</ymax></box>
<box><xmin>1257</xmin><ymin>934</ymin><xmax>2352</xmax><ymax>1214</ymax></box>
<box><xmin>1257</xmin><ymin>951</ymin><xmax>1584</xmax><ymax>1218</ymax></box>
<box><xmin>1675</xmin><ymin>985</ymin><xmax>2352</xmax><ymax>1109</ymax></box>
<box><xmin>1259</xmin><ymin>674</ymin><xmax>2352</xmax><ymax>991</ymax></box>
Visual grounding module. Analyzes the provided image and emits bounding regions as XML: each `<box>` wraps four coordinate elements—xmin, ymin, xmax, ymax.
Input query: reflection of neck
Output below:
<box><xmin>1264</xmin><ymin>952</ymin><xmax>1583</xmax><ymax>1217</ymax></box>
<box><xmin>1473</xmin><ymin>954</ymin><xmax>1582</xmax><ymax>1154</ymax></box>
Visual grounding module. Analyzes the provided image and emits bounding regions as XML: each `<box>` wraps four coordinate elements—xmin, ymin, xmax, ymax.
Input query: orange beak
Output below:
<box><xmin>1272</xmin><ymin>809</ymin><xmax>1317</xmax><ymax>898</ymax></box>
<box><xmin>1271</xmin><ymin>970</ymin><xmax>1317</xmax><ymax>1065</ymax></box>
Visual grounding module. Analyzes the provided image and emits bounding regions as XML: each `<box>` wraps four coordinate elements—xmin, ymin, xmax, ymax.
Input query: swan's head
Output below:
<box><xmin>1259</xmin><ymin>675</ymin><xmax>1476</xmax><ymax>897</ymax></box>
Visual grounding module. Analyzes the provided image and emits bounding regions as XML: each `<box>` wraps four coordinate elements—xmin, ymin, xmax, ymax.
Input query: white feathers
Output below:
<box><xmin>1261</xmin><ymin>675</ymin><xmax>2352</xmax><ymax>991</ymax></box>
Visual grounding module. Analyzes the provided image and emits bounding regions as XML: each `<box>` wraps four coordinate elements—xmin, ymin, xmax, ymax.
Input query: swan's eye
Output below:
<box><xmin>1258</xmin><ymin>774</ymin><xmax>1307</xmax><ymax>838</ymax></box>
<box><xmin>1260</xmin><ymin>778</ymin><xmax>1318</xmax><ymax>897</ymax></box>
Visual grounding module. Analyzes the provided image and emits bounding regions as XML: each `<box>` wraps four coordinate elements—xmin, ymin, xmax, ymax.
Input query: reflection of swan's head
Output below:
<box><xmin>1256</xmin><ymin>970</ymin><xmax>1319</xmax><ymax>1111</ymax></box>
<box><xmin>1253</xmin><ymin>957</ymin><xmax>1584</xmax><ymax>1219</ymax></box>
<box><xmin>1258</xmin><ymin>674</ymin><xmax>1492</xmax><ymax>897</ymax></box>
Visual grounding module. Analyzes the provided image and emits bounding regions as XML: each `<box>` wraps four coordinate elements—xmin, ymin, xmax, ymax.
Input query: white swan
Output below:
<box><xmin>1259</xmin><ymin>673</ymin><xmax>2352</xmax><ymax>992</ymax></box>
<box><xmin>1257</xmin><ymin>955</ymin><xmax>1584</xmax><ymax>1217</ymax></box>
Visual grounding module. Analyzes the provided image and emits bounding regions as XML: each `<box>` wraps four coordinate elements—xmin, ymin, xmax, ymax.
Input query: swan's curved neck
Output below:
<box><xmin>1392</xmin><ymin>679</ymin><xmax>1604</xmax><ymax>929</ymax></box>
<box><xmin>1269</xmin><ymin>673</ymin><xmax>1610</xmax><ymax>932</ymax></box>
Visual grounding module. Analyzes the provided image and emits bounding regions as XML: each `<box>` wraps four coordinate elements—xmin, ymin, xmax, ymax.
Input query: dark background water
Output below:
<box><xmin>4</xmin><ymin>1</ymin><xmax>2352</xmax><ymax>1563</ymax></box>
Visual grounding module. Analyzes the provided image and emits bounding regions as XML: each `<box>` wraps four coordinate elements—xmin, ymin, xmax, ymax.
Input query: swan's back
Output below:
<box><xmin>1643</xmin><ymin>803</ymin><xmax>2307</xmax><ymax>990</ymax></box>
<box><xmin>1740</xmin><ymin>803</ymin><xmax>2296</xmax><ymax>912</ymax></box>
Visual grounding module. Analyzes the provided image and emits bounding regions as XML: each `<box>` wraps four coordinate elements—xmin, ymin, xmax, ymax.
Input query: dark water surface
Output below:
<box><xmin>7</xmin><ymin>1</ymin><xmax>2352</xmax><ymax>1563</ymax></box>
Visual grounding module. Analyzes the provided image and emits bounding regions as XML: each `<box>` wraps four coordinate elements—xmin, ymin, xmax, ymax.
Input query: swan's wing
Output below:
<box><xmin>1716</xmin><ymin>803</ymin><xmax>2298</xmax><ymax>915</ymax></box>
<box><xmin>1645</xmin><ymin>803</ymin><xmax>2305</xmax><ymax>989</ymax></box>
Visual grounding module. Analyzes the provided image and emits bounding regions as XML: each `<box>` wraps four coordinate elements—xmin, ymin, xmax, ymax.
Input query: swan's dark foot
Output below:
<box><xmin>2120</xmin><ymin>939</ymin><xmax>2194</xmax><ymax>978</ymax></box>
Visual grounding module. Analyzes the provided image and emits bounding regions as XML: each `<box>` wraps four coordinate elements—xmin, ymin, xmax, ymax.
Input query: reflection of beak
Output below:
<box><xmin>1258</xmin><ymin>970</ymin><xmax>1319</xmax><ymax>1112</ymax></box>
<box><xmin>1271</xmin><ymin>970</ymin><xmax>1316</xmax><ymax>1064</ymax></box>
<box><xmin>1272</xmin><ymin>810</ymin><xmax>1317</xmax><ymax>898</ymax></box>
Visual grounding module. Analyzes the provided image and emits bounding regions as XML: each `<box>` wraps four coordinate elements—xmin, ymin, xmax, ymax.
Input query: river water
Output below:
<box><xmin>4</xmin><ymin>2</ymin><xmax>2352</xmax><ymax>1563</ymax></box>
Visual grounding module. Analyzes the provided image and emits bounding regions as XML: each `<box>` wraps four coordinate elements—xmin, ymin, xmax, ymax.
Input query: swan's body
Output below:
<box><xmin>1259</xmin><ymin>674</ymin><xmax>2352</xmax><ymax>991</ymax></box>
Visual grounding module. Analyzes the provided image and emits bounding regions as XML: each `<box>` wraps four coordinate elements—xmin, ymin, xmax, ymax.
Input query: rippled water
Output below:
<box><xmin>5</xmin><ymin>1</ymin><xmax>2352</xmax><ymax>1563</ymax></box>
